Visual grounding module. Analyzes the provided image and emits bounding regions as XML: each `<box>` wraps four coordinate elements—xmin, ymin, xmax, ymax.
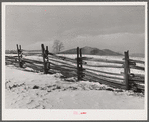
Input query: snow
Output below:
<box><xmin>5</xmin><ymin>65</ymin><xmax>144</xmax><ymax>109</ymax></box>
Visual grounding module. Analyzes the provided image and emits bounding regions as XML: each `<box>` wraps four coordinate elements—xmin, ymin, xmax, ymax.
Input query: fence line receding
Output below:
<box><xmin>5</xmin><ymin>44</ymin><xmax>145</xmax><ymax>92</ymax></box>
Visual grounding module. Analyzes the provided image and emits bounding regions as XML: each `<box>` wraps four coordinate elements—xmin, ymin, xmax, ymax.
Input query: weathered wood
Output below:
<box><xmin>82</xmin><ymin>75</ymin><xmax>126</xmax><ymax>89</ymax></box>
<box><xmin>49</xmin><ymin>63</ymin><xmax>76</xmax><ymax>71</ymax></box>
<box><xmin>129</xmin><ymin>79</ymin><xmax>144</xmax><ymax>83</ymax></box>
<box><xmin>84</xmin><ymin>64</ymin><xmax>124</xmax><ymax>68</ymax></box>
<box><xmin>25</xmin><ymin>63</ymin><xmax>43</xmax><ymax>72</ymax></box>
<box><xmin>25</xmin><ymin>63</ymin><xmax>43</xmax><ymax>70</ymax></box>
<box><xmin>6</xmin><ymin>58</ymin><xmax>18</xmax><ymax>62</ymax></box>
<box><xmin>133</xmin><ymin>82</ymin><xmax>144</xmax><ymax>90</ymax></box>
<box><xmin>5</xmin><ymin>56</ymin><xmax>17</xmax><ymax>61</ymax></box>
<box><xmin>48</xmin><ymin>57</ymin><xmax>77</xmax><ymax>68</ymax></box>
<box><xmin>81</xmin><ymin>57</ymin><xmax>93</xmax><ymax>60</ymax></box>
<box><xmin>48</xmin><ymin>62</ymin><xmax>76</xmax><ymax>71</ymax></box>
<box><xmin>48</xmin><ymin>54</ymin><xmax>79</xmax><ymax>64</ymax></box>
<box><xmin>83</xmin><ymin>58</ymin><xmax>124</xmax><ymax>64</ymax></box>
<box><xmin>22</xmin><ymin>58</ymin><xmax>43</xmax><ymax>64</ymax></box>
<box><xmin>130</xmin><ymin>65</ymin><xmax>145</xmax><ymax>71</ymax></box>
<box><xmin>48</xmin><ymin>51</ymin><xmax>88</xmax><ymax>64</ymax></box>
<box><xmin>41</xmin><ymin>44</ymin><xmax>47</xmax><ymax>74</ymax></box>
<box><xmin>124</xmin><ymin>51</ymin><xmax>130</xmax><ymax>90</ymax></box>
<box><xmin>10</xmin><ymin>56</ymin><xmax>19</xmax><ymax>57</ymax></box>
<box><xmin>19</xmin><ymin>45</ymin><xmax>23</xmax><ymax>58</ymax></box>
<box><xmin>46</xmin><ymin>46</ymin><xmax>49</xmax><ymax>62</ymax></box>
<box><xmin>5</xmin><ymin>60</ymin><xmax>18</xmax><ymax>64</ymax></box>
<box><xmin>48</xmin><ymin>61</ymin><xmax>76</xmax><ymax>69</ymax></box>
<box><xmin>5</xmin><ymin>58</ymin><xmax>16</xmax><ymax>61</ymax></box>
<box><xmin>47</xmin><ymin>61</ymin><xmax>58</xmax><ymax>66</ymax></box>
<box><xmin>128</xmin><ymin>61</ymin><xmax>136</xmax><ymax>66</ymax></box>
<box><xmin>48</xmin><ymin>65</ymin><xmax>77</xmax><ymax>73</ymax></box>
<box><xmin>133</xmin><ymin>74</ymin><xmax>145</xmax><ymax>78</ymax></box>
<box><xmin>48</xmin><ymin>68</ymin><xmax>78</xmax><ymax>77</ymax></box>
<box><xmin>23</xmin><ymin>60</ymin><xmax>43</xmax><ymax>67</ymax></box>
<box><xmin>48</xmin><ymin>69</ymin><xmax>61</xmax><ymax>74</ymax></box>
<box><xmin>129</xmin><ymin>59</ymin><xmax>145</xmax><ymax>64</ymax></box>
<box><xmin>77</xmin><ymin>47</ymin><xmax>80</xmax><ymax>80</ymax></box>
<box><xmin>85</xmin><ymin>67</ymin><xmax>123</xmax><ymax>76</ymax></box>
<box><xmin>22</xmin><ymin>52</ymin><xmax>42</xmax><ymax>55</ymax></box>
<box><xmin>16</xmin><ymin>44</ymin><xmax>22</xmax><ymax>68</ymax></box>
<box><xmin>59</xmin><ymin>64</ymin><xmax>77</xmax><ymax>69</ymax></box>
<box><xmin>61</xmin><ymin>71</ymin><xmax>78</xmax><ymax>78</ymax></box>
<box><xmin>48</xmin><ymin>69</ymin><xmax>57</xmax><ymax>74</ymax></box>
<box><xmin>84</xmin><ymin>70</ymin><xmax>124</xmax><ymax>81</ymax></box>
<box><xmin>22</xmin><ymin>49</ymin><xmax>42</xmax><ymax>52</ymax></box>
<box><xmin>50</xmin><ymin>65</ymin><xmax>77</xmax><ymax>72</ymax></box>
<box><xmin>80</xmin><ymin>48</ymin><xmax>83</xmax><ymax>79</ymax></box>
<box><xmin>128</xmin><ymin>73</ymin><xmax>145</xmax><ymax>79</ymax></box>
<box><xmin>19</xmin><ymin>45</ymin><xmax>23</xmax><ymax>66</ymax></box>
<box><xmin>11</xmin><ymin>45</ymin><xmax>144</xmax><ymax>91</ymax></box>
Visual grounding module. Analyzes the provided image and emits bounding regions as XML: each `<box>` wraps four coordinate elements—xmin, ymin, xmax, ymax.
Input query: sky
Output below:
<box><xmin>5</xmin><ymin>5</ymin><xmax>145</xmax><ymax>54</ymax></box>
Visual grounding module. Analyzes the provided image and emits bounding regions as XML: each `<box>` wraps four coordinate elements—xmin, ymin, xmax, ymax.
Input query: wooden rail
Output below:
<box><xmin>23</xmin><ymin>52</ymin><xmax>42</xmax><ymax>55</ymax></box>
<box><xmin>83</xmin><ymin>58</ymin><xmax>124</xmax><ymax>64</ymax></box>
<box><xmin>48</xmin><ymin>57</ymin><xmax>77</xmax><ymax>68</ymax></box>
<box><xmin>25</xmin><ymin>63</ymin><xmax>43</xmax><ymax>71</ymax></box>
<box><xmin>129</xmin><ymin>59</ymin><xmax>145</xmax><ymax>64</ymax></box>
<box><xmin>22</xmin><ymin>49</ymin><xmax>41</xmax><ymax>52</ymax></box>
<box><xmin>22</xmin><ymin>58</ymin><xmax>43</xmax><ymax>64</ymax></box>
<box><xmin>130</xmin><ymin>65</ymin><xmax>145</xmax><ymax>71</ymax></box>
<box><xmin>132</xmin><ymin>74</ymin><xmax>144</xmax><ymax>78</ymax></box>
<box><xmin>5</xmin><ymin>44</ymin><xmax>145</xmax><ymax>92</ymax></box>
<box><xmin>48</xmin><ymin>53</ymin><xmax>84</xmax><ymax>64</ymax></box>
<box><xmin>84</xmin><ymin>70</ymin><xmax>124</xmax><ymax>81</ymax></box>
<box><xmin>83</xmin><ymin>63</ymin><xmax>124</xmax><ymax>68</ymax></box>
<box><xmin>82</xmin><ymin>75</ymin><xmax>126</xmax><ymax>89</ymax></box>
<box><xmin>84</xmin><ymin>67</ymin><xmax>124</xmax><ymax>76</ymax></box>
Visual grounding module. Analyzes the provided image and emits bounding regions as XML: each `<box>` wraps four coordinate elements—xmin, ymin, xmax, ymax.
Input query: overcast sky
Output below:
<box><xmin>5</xmin><ymin>5</ymin><xmax>145</xmax><ymax>54</ymax></box>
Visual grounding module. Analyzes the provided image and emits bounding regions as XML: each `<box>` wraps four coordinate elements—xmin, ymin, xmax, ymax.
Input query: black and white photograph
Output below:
<box><xmin>2</xmin><ymin>2</ymin><xmax>148</xmax><ymax>120</ymax></box>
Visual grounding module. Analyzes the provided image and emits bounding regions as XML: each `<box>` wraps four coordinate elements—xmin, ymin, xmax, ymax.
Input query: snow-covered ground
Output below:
<box><xmin>5</xmin><ymin>64</ymin><xmax>144</xmax><ymax>109</ymax></box>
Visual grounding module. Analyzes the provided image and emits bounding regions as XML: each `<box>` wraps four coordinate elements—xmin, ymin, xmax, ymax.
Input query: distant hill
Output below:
<box><xmin>59</xmin><ymin>46</ymin><xmax>122</xmax><ymax>56</ymax></box>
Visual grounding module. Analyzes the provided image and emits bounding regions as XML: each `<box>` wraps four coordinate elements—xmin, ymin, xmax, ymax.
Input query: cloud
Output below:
<box><xmin>62</xmin><ymin>32</ymin><xmax>145</xmax><ymax>54</ymax></box>
<box><xmin>5</xmin><ymin>5</ymin><xmax>145</xmax><ymax>54</ymax></box>
<box><xmin>24</xmin><ymin>40</ymin><xmax>55</xmax><ymax>52</ymax></box>
<box><xmin>9</xmin><ymin>31</ymin><xmax>145</xmax><ymax>54</ymax></box>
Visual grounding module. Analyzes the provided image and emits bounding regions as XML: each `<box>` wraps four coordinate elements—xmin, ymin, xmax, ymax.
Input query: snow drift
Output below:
<box><xmin>5</xmin><ymin>65</ymin><xmax>144</xmax><ymax>109</ymax></box>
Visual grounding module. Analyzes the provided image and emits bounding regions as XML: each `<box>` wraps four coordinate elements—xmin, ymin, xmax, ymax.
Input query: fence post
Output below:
<box><xmin>46</xmin><ymin>46</ymin><xmax>49</xmax><ymax>62</ymax></box>
<box><xmin>19</xmin><ymin>45</ymin><xmax>23</xmax><ymax>67</ymax></box>
<box><xmin>46</xmin><ymin>46</ymin><xmax>50</xmax><ymax>71</ymax></box>
<box><xmin>80</xmin><ymin>48</ymin><xmax>83</xmax><ymax>79</ymax></box>
<box><xmin>77</xmin><ymin>47</ymin><xmax>80</xmax><ymax>81</ymax></box>
<box><xmin>19</xmin><ymin>45</ymin><xmax>22</xmax><ymax>58</ymax></box>
<box><xmin>16</xmin><ymin>44</ymin><xmax>22</xmax><ymax>68</ymax></box>
<box><xmin>41</xmin><ymin>44</ymin><xmax>47</xmax><ymax>74</ymax></box>
<box><xmin>124</xmin><ymin>50</ymin><xmax>130</xmax><ymax>90</ymax></box>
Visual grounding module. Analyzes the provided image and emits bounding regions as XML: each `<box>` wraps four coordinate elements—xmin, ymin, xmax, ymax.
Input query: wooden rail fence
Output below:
<box><xmin>5</xmin><ymin>44</ymin><xmax>145</xmax><ymax>92</ymax></box>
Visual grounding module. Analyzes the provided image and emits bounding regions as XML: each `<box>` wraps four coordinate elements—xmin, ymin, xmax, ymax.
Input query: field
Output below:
<box><xmin>5</xmin><ymin>54</ymin><xmax>145</xmax><ymax>109</ymax></box>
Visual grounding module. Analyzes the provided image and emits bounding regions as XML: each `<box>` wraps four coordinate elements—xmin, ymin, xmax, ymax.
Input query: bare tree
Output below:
<box><xmin>52</xmin><ymin>40</ymin><xmax>64</xmax><ymax>53</ymax></box>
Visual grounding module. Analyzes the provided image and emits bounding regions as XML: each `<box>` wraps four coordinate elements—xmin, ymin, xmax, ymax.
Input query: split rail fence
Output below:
<box><xmin>5</xmin><ymin>44</ymin><xmax>145</xmax><ymax>91</ymax></box>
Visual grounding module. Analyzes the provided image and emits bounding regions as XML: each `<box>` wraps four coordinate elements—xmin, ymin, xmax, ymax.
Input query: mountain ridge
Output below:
<box><xmin>59</xmin><ymin>46</ymin><xmax>123</xmax><ymax>56</ymax></box>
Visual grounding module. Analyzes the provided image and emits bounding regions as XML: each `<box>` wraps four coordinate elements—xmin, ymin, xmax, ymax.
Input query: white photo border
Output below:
<box><xmin>2</xmin><ymin>2</ymin><xmax>148</xmax><ymax>120</ymax></box>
